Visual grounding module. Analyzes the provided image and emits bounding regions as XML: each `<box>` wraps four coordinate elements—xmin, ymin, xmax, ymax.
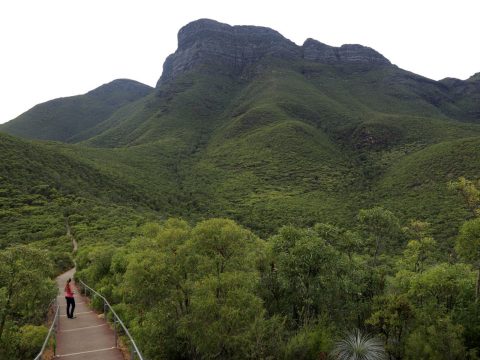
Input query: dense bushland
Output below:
<box><xmin>74</xmin><ymin>192</ymin><xmax>480</xmax><ymax>359</ymax></box>
<box><xmin>0</xmin><ymin>246</ymin><xmax>57</xmax><ymax>359</ymax></box>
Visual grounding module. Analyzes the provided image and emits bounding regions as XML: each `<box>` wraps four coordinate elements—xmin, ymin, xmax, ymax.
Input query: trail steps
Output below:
<box><xmin>55</xmin><ymin>269</ymin><xmax>124</xmax><ymax>360</ymax></box>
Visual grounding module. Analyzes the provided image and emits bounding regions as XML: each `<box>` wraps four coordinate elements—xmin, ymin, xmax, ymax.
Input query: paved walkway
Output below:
<box><xmin>55</xmin><ymin>268</ymin><xmax>124</xmax><ymax>360</ymax></box>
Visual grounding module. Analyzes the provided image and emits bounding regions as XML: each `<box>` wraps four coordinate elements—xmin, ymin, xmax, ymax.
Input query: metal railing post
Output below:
<box><xmin>56</xmin><ymin>299</ymin><xmax>60</xmax><ymax>331</ymax></box>
<box><xmin>53</xmin><ymin>299</ymin><xmax>58</xmax><ymax>356</ymax></box>
<box><xmin>131</xmin><ymin>345</ymin><xmax>135</xmax><ymax>360</ymax></box>
<box><xmin>34</xmin><ymin>299</ymin><xmax>60</xmax><ymax>360</ymax></box>
<box><xmin>54</xmin><ymin>321</ymin><xmax>57</xmax><ymax>357</ymax></box>
<box><xmin>114</xmin><ymin>316</ymin><xmax>118</xmax><ymax>348</ymax></box>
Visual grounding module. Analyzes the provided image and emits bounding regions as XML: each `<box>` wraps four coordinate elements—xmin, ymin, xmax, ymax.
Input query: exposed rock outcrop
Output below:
<box><xmin>157</xmin><ymin>19</ymin><xmax>392</xmax><ymax>86</ymax></box>
<box><xmin>157</xmin><ymin>19</ymin><xmax>300</xmax><ymax>86</ymax></box>
<box><xmin>302</xmin><ymin>38</ymin><xmax>391</xmax><ymax>65</ymax></box>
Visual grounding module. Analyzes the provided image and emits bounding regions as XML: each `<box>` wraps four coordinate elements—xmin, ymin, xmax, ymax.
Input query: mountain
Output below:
<box><xmin>0</xmin><ymin>79</ymin><xmax>153</xmax><ymax>142</ymax></box>
<box><xmin>3</xmin><ymin>19</ymin><xmax>480</xmax><ymax>360</ymax></box>
<box><xmin>1</xmin><ymin>18</ymin><xmax>480</xmax><ymax>248</ymax></box>
<box><xmin>439</xmin><ymin>74</ymin><xmax>480</xmax><ymax>121</ymax></box>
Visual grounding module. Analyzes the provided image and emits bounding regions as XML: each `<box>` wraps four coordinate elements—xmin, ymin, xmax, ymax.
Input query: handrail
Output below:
<box><xmin>34</xmin><ymin>298</ymin><xmax>60</xmax><ymax>360</ymax></box>
<box><xmin>78</xmin><ymin>279</ymin><xmax>145</xmax><ymax>360</ymax></box>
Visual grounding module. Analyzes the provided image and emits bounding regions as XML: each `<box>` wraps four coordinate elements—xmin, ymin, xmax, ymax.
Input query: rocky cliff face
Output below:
<box><xmin>157</xmin><ymin>19</ymin><xmax>391</xmax><ymax>86</ymax></box>
<box><xmin>157</xmin><ymin>19</ymin><xmax>300</xmax><ymax>86</ymax></box>
<box><xmin>302</xmin><ymin>38</ymin><xmax>391</xmax><ymax>65</ymax></box>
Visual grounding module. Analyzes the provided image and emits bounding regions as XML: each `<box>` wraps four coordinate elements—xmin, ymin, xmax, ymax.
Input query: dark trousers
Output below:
<box><xmin>66</xmin><ymin>297</ymin><xmax>75</xmax><ymax>318</ymax></box>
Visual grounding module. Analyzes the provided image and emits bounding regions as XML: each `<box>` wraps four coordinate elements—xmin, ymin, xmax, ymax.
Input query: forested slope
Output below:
<box><xmin>0</xmin><ymin>79</ymin><xmax>153</xmax><ymax>142</ymax></box>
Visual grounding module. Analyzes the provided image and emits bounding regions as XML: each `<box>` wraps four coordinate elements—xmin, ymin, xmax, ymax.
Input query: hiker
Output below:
<box><xmin>65</xmin><ymin>278</ymin><xmax>76</xmax><ymax>319</ymax></box>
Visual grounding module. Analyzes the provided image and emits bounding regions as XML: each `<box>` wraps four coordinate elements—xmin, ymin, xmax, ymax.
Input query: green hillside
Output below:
<box><xmin>2</xmin><ymin>19</ymin><xmax>479</xmax><ymax>241</ymax></box>
<box><xmin>376</xmin><ymin>137</ymin><xmax>480</xmax><ymax>242</ymax></box>
<box><xmin>64</xmin><ymin>60</ymin><xmax>480</xmax><ymax>237</ymax></box>
<box><xmin>0</xmin><ymin>132</ymin><xmax>156</xmax><ymax>266</ymax></box>
<box><xmin>1</xmin><ymin>18</ymin><xmax>480</xmax><ymax>256</ymax></box>
<box><xmin>0</xmin><ymin>79</ymin><xmax>153</xmax><ymax>142</ymax></box>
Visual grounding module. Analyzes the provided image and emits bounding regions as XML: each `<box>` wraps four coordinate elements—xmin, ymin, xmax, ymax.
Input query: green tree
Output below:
<box><xmin>456</xmin><ymin>218</ymin><xmax>480</xmax><ymax>301</ymax></box>
<box><xmin>123</xmin><ymin>219</ymin><xmax>194</xmax><ymax>359</ymax></box>
<box><xmin>376</xmin><ymin>261</ymin><xmax>476</xmax><ymax>358</ymax></box>
<box><xmin>264</xmin><ymin>226</ymin><xmax>358</xmax><ymax>327</ymax></box>
<box><xmin>368</xmin><ymin>294</ymin><xmax>414</xmax><ymax>359</ymax></box>
<box><xmin>313</xmin><ymin>223</ymin><xmax>363</xmax><ymax>260</ymax></box>
<box><xmin>401</xmin><ymin>237</ymin><xmax>437</xmax><ymax>273</ymax></box>
<box><xmin>75</xmin><ymin>244</ymin><xmax>117</xmax><ymax>285</ymax></box>
<box><xmin>357</xmin><ymin>207</ymin><xmax>403</xmax><ymax>266</ymax></box>
<box><xmin>404</xmin><ymin>317</ymin><xmax>466</xmax><ymax>360</ymax></box>
<box><xmin>123</xmin><ymin>218</ymin><xmax>275</xmax><ymax>360</ymax></box>
<box><xmin>449</xmin><ymin>177</ymin><xmax>480</xmax><ymax>218</ymax></box>
<box><xmin>0</xmin><ymin>245</ymin><xmax>56</xmax><ymax>356</ymax></box>
<box><xmin>284</xmin><ymin>320</ymin><xmax>333</xmax><ymax>360</ymax></box>
<box><xmin>395</xmin><ymin>263</ymin><xmax>474</xmax><ymax>317</ymax></box>
<box><xmin>402</xmin><ymin>220</ymin><xmax>431</xmax><ymax>242</ymax></box>
<box><xmin>17</xmin><ymin>324</ymin><xmax>49</xmax><ymax>359</ymax></box>
<box><xmin>357</xmin><ymin>207</ymin><xmax>403</xmax><ymax>302</ymax></box>
<box><xmin>179</xmin><ymin>218</ymin><xmax>268</xmax><ymax>359</ymax></box>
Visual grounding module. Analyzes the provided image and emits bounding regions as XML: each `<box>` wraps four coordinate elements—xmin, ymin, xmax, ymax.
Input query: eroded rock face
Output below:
<box><xmin>157</xmin><ymin>19</ymin><xmax>300</xmax><ymax>86</ymax></box>
<box><xmin>157</xmin><ymin>19</ymin><xmax>391</xmax><ymax>86</ymax></box>
<box><xmin>303</xmin><ymin>38</ymin><xmax>391</xmax><ymax>65</ymax></box>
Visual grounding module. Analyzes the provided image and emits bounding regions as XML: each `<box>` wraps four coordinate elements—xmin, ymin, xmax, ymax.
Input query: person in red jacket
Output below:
<box><xmin>65</xmin><ymin>278</ymin><xmax>76</xmax><ymax>319</ymax></box>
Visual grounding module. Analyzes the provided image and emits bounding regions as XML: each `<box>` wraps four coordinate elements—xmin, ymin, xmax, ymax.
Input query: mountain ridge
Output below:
<box><xmin>157</xmin><ymin>18</ymin><xmax>392</xmax><ymax>86</ymax></box>
<box><xmin>3</xmin><ymin>19</ymin><xmax>479</xmax><ymax>144</ymax></box>
<box><xmin>1</xmin><ymin>18</ymin><xmax>480</xmax><ymax>242</ymax></box>
<box><xmin>0</xmin><ymin>79</ymin><xmax>153</xmax><ymax>142</ymax></box>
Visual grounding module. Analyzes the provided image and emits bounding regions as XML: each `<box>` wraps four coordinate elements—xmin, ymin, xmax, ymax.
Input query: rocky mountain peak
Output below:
<box><xmin>157</xmin><ymin>19</ymin><xmax>299</xmax><ymax>86</ymax></box>
<box><xmin>302</xmin><ymin>38</ymin><xmax>391</xmax><ymax>65</ymax></box>
<box><xmin>157</xmin><ymin>19</ymin><xmax>391</xmax><ymax>86</ymax></box>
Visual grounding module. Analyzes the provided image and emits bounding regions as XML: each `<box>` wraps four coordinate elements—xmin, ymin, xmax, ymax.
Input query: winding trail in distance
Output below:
<box><xmin>65</xmin><ymin>218</ymin><xmax>78</xmax><ymax>253</ymax></box>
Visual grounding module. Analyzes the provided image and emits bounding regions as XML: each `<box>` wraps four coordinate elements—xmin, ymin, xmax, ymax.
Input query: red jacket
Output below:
<box><xmin>65</xmin><ymin>283</ymin><xmax>74</xmax><ymax>298</ymax></box>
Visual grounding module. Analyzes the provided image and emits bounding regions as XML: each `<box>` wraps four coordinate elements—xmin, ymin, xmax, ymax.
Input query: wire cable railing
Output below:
<box><xmin>34</xmin><ymin>298</ymin><xmax>60</xmax><ymax>360</ymax></box>
<box><xmin>78</xmin><ymin>279</ymin><xmax>145</xmax><ymax>360</ymax></box>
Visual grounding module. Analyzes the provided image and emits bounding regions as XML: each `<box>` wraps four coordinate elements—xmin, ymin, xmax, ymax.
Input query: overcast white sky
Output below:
<box><xmin>0</xmin><ymin>0</ymin><xmax>479</xmax><ymax>124</ymax></box>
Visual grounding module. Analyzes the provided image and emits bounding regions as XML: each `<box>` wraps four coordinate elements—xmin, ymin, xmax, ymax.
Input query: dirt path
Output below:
<box><xmin>65</xmin><ymin>218</ymin><xmax>78</xmax><ymax>253</ymax></box>
<box><xmin>55</xmin><ymin>269</ymin><xmax>124</xmax><ymax>359</ymax></box>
